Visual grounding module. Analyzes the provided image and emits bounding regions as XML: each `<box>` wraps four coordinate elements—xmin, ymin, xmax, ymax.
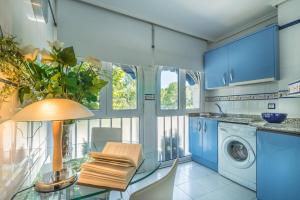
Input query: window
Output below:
<box><xmin>185</xmin><ymin>72</ymin><xmax>201</xmax><ymax>110</ymax></box>
<box><xmin>88</xmin><ymin>62</ymin><xmax>142</xmax><ymax>151</ymax></box>
<box><xmin>94</xmin><ymin>62</ymin><xmax>142</xmax><ymax>116</ymax></box>
<box><xmin>157</xmin><ymin>67</ymin><xmax>201</xmax><ymax>114</ymax></box>
<box><xmin>112</xmin><ymin>64</ymin><xmax>137</xmax><ymax>110</ymax></box>
<box><xmin>160</xmin><ymin>68</ymin><xmax>179</xmax><ymax>110</ymax></box>
<box><xmin>157</xmin><ymin>67</ymin><xmax>202</xmax><ymax>162</ymax></box>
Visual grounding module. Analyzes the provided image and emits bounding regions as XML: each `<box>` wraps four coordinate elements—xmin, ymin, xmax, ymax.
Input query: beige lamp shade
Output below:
<box><xmin>13</xmin><ymin>98</ymin><xmax>94</xmax><ymax>121</ymax></box>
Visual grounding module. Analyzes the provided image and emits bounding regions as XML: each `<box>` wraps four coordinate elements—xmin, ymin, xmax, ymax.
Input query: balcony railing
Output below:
<box><xmin>157</xmin><ymin>115</ymin><xmax>190</xmax><ymax>162</ymax></box>
<box><xmin>72</xmin><ymin>117</ymin><xmax>140</xmax><ymax>158</ymax></box>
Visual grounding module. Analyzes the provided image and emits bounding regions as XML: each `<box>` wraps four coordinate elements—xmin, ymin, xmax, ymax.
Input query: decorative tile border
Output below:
<box><xmin>205</xmin><ymin>90</ymin><xmax>299</xmax><ymax>102</ymax></box>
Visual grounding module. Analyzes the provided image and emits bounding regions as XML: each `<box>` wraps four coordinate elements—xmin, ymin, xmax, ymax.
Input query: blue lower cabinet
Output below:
<box><xmin>202</xmin><ymin>119</ymin><xmax>218</xmax><ymax>171</ymax></box>
<box><xmin>189</xmin><ymin>117</ymin><xmax>202</xmax><ymax>157</ymax></box>
<box><xmin>189</xmin><ymin>117</ymin><xmax>218</xmax><ymax>171</ymax></box>
<box><xmin>257</xmin><ymin>131</ymin><xmax>300</xmax><ymax>200</ymax></box>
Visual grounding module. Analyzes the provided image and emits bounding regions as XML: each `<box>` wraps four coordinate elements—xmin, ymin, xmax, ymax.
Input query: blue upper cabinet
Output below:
<box><xmin>228</xmin><ymin>25</ymin><xmax>279</xmax><ymax>85</ymax></box>
<box><xmin>204</xmin><ymin>24</ymin><xmax>279</xmax><ymax>89</ymax></box>
<box><xmin>257</xmin><ymin>131</ymin><xmax>300</xmax><ymax>200</ymax></box>
<box><xmin>204</xmin><ymin>46</ymin><xmax>229</xmax><ymax>89</ymax></box>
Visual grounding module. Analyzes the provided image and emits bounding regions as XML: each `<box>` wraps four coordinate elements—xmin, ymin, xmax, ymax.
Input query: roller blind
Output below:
<box><xmin>57</xmin><ymin>0</ymin><xmax>207</xmax><ymax>70</ymax></box>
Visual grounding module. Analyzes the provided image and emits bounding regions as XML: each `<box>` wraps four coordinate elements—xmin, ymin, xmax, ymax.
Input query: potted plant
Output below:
<box><xmin>22</xmin><ymin>41</ymin><xmax>108</xmax><ymax>159</ymax></box>
<box><xmin>0</xmin><ymin>36</ymin><xmax>108</xmax><ymax>159</ymax></box>
<box><xmin>0</xmin><ymin>36</ymin><xmax>33</xmax><ymax>103</ymax></box>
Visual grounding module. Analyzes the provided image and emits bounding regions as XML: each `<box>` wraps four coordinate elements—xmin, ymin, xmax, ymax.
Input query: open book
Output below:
<box><xmin>77</xmin><ymin>142</ymin><xmax>143</xmax><ymax>191</ymax></box>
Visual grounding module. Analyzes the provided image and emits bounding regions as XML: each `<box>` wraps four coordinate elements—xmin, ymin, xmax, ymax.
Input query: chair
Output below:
<box><xmin>91</xmin><ymin>127</ymin><xmax>122</xmax><ymax>151</ymax></box>
<box><xmin>129</xmin><ymin>158</ymin><xmax>179</xmax><ymax>200</ymax></box>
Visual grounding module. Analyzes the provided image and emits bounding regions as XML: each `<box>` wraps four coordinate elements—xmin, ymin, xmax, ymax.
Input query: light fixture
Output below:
<box><xmin>31</xmin><ymin>0</ymin><xmax>49</xmax><ymax>23</ymax></box>
<box><xmin>13</xmin><ymin>99</ymin><xmax>94</xmax><ymax>192</ymax></box>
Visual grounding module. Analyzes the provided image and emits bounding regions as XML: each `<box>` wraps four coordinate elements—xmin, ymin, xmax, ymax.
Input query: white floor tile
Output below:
<box><xmin>178</xmin><ymin>163</ymin><xmax>216</xmax><ymax>180</ymax></box>
<box><xmin>177</xmin><ymin>175</ymin><xmax>228</xmax><ymax>199</ymax></box>
<box><xmin>173</xmin><ymin>186</ymin><xmax>193</xmax><ymax>200</ymax></box>
<box><xmin>124</xmin><ymin>161</ymin><xmax>256</xmax><ymax>200</ymax></box>
<box><xmin>223</xmin><ymin>183</ymin><xmax>256</xmax><ymax>200</ymax></box>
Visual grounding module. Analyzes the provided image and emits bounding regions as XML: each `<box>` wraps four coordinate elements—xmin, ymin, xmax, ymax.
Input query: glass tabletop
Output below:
<box><xmin>13</xmin><ymin>151</ymin><xmax>160</xmax><ymax>200</ymax></box>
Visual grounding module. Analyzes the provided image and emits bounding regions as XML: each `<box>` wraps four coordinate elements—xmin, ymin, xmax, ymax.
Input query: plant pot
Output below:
<box><xmin>62</xmin><ymin>122</ymin><xmax>75</xmax><ymax>162</ymax></box>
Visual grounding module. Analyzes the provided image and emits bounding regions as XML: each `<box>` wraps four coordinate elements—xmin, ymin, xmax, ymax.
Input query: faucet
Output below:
<box><xmin>215</xmin><ymin>103</ymin><xmax>225</xmax><ymax>117</ymax></box>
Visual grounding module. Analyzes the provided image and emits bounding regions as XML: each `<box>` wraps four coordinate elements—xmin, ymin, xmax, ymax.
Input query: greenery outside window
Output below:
<box><xmin>94</xmin><ymin>62</ymin><xmax>142</xmax><ymax>118</ymax></box>
<box><xmin>160</xmin><ymin>68</ymin><xmax>179</xmax><ymax>110</ymax></box>
<box><xmin>157</xmin><ymin>66</ymin><xmax>201</xmax><ymax>115</ymax></box>
<box><xmin>112</xmin><ymin>64</ymin><xmax>137</xmax><ymax>110</ymax></box>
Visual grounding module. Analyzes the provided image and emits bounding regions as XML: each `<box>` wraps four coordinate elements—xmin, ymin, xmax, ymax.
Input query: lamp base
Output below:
<box><xmin>34</xmin><ymin>168</ymin><xmax>77</xmax><ymax>193</ymax></box>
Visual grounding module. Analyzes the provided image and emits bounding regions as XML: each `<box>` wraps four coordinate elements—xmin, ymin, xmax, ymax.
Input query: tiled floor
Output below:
<box><xmin>111</xmin><ymin>161</ymin><xmax>256</xmax><ymax>200</ymax></box>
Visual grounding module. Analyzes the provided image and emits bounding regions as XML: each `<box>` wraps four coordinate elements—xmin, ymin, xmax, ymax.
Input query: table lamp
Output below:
<box><xmin>12</xmin><ymin>98</ymin><xmax>94</xmax><ymax>192</ymax></box>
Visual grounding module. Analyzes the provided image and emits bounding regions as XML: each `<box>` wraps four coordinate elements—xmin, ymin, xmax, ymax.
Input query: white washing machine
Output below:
<box><xmin>218</xmin><ymin>122</ymin><xmax>256</xmax><ymax>191</ymax></box>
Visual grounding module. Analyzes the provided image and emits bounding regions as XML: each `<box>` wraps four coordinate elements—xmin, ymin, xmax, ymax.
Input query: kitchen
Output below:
<box><xmin>0</xmin><ymin>0</ymin><xmax>300</xmax><ymax>199</ymax></box>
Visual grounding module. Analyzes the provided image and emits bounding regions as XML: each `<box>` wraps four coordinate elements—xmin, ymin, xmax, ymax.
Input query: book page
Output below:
<box><xmin>102</xmin><ymin>142</ymin><xmax>143</xmax><ymax>167</ymax></box>
<box><xmin>78</xmin><ymin>142</ymin><xmax>143</xmax><ymax>191</ymax></box>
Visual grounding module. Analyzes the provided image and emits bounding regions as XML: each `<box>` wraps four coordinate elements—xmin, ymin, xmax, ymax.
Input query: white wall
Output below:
<box><xmin>57</xmin><ymin>0</ymin><xmax>207</xmax><ymax>71</ymax></box>
<box><xmin>0</xmin><ymin>0</ymin><xmax>56</xmax><ymax>198</ymax></box>
<box><xmin>205</xmin><ymin>0</ymin><xmax>300</xmax><ymax>118</ymax></box>
<box><xmin>0</xmin><ymin>0</ymin><xmax>56</xmax><ymax>49</ymax></box>
<box><xmin>208</xmin><ymin>16</ymin><xmax>277</xmax><ymax>49</ymax></box>
<box><xmin>57</xmin><ymin>0</ymin><xmax>207</xmax><ymax>155</ymax></box>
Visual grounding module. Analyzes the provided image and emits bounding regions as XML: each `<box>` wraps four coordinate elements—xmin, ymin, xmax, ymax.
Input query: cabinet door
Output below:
<box><xmin>228</xmin><ymin>25</ymin><xmax>278</xmax><ymax>84</ymax></box>
<box><xmin>195</xmin><ymin>119</ymin><xmax>203</xmax><ymax>157</ymax></box>
<box><xmin>189</xmin><ymin>117</ymin><xmax>199</xmax><ymax>155</ymax></box>
<box><xmin>189</xmin><ymin>117</ymin><xmax>202</xmax><ymax>157</ymax></box>
<box><xmin>202</xmin><ymin>119</ymin><xmax>218</xmax><ymax>164</ymax></box>
<box><xmin>257</xmin><ymin>131</ymin><xmax>300</xmax><ymax>200</ymax></box>
<box><xmin>204</xmin><ymin>46</ymin><xmax>229</xmax><ymax>89</ymax></box>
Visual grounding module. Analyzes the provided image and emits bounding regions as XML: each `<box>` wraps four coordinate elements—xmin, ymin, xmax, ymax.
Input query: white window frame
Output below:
<box><xmin>184</xmin><ymin>70</ymin><xmax>202</xmax><ymax>114</ymax></box>
<box><xmin>92</xmin><ymin>62</ymin><xmax>143</xmax><ymax>118</ymax></box>
<box><xmin>156</xmin><ymin>66</ymin><xmax>202</xmax><ymax>116</ymax></box>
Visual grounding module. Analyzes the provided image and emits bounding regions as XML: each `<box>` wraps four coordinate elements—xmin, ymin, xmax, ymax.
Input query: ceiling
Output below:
<box><xmin>82</xmin><ymin>0</ymin><xmax>278</xmax><ymax>41</ymax></box>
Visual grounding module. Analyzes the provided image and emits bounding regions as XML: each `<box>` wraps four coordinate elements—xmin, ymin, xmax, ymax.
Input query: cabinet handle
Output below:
<box><xmin>198</xmin><ymin>120</ymin><xmax>202</xmax><ymax>132</ymax></box>
<box><xmin>204</xmin><ymin>122</ymin><xmax>207</xmax><ymax>133</ymax></box>
<box><xmin>229</xmin><ymin>70</ymin><xmax>233</xmax><ymax>82</ymax></box>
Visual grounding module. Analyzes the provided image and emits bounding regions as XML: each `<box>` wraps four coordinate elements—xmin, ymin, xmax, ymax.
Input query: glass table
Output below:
<box><xmin>12</xmin><ymin>152</ymin><xmax>160</xmax><ymax>200</ymax></box>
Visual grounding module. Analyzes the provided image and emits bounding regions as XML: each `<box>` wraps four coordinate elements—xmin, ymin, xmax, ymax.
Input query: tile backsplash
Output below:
<box><xmin>205</xmin><ymin>82</ymin><xmax>300</xmax><ymax>118</ymax></box>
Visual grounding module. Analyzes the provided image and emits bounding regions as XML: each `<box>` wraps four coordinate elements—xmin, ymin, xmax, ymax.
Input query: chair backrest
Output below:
<box><xmin>91</xmin><ymin>127</ymin><xmax>122</xmax><ymax>151</ymax></box>
<box><xmin>129</xmin><ymin>158</ymin><xmax>179</xmax><ymax>200</ymax></box>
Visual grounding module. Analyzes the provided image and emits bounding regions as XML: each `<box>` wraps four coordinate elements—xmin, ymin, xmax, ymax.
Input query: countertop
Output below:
<box><xmin>189</xmin><ymin>113</ymin><xmax>300</xmax><ymax>135</ymax></box>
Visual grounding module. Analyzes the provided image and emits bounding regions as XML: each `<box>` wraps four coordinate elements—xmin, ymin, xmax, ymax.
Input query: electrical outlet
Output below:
<box><xmin>268</xmin><ymin>103</ymin><xmax>276</xmax><ymax>109</ymax></box>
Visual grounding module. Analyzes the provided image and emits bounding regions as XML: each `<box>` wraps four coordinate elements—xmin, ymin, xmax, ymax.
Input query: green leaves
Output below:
<box><xmin>111</xmin><ymin>66</ymin><xmax>137</xmax><ymax>110</ymax></box>
<box><xmin>1</xmin><ymin>37</ymin><xmax>107</xmax><ymax>109</ymax></box>
<box><xmin>160</xmin><ymin>82</ymin><xmax>178</xmax><ymax>109</ymax></box>
<box><xmin>57</xmin><ymin>46</ymin><xmax>77</xmax><ymax>66</ymax></box>
<box><xmin>64</xmin><ymin>71</ymin><xmax>77</xmax><ymax>85</ymax></box>
<box><xmin>0</xmin><ymin>36</ymin><xmax>31</xmax><ymax>103</ymax></box>
<box><xmin>18</xmin><ymin>86</ymin><xmax>30</xmax><ymax>104</ymax></box>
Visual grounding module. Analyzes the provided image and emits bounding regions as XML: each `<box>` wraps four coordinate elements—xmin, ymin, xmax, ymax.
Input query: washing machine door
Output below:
<box><xmin>222</xmin><ymin>136</ymin><xmax>255</xmax><ymax>169</ymax></box>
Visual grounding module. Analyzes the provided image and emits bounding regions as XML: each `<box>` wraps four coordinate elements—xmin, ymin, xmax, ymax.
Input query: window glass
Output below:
<box><xmin>185</xmin><ymin>72</ymin><xmax>200</xmax><ymax>109</ymax></box>
<box><xmin>160</xmin><ymin>69</ymin><xmax>178</xmax><ymax>110</ymax></box>
<box><xmin>112</xmin><ymin>64</ymin><xmax>137</xmax><ymax>110</ymax></box>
